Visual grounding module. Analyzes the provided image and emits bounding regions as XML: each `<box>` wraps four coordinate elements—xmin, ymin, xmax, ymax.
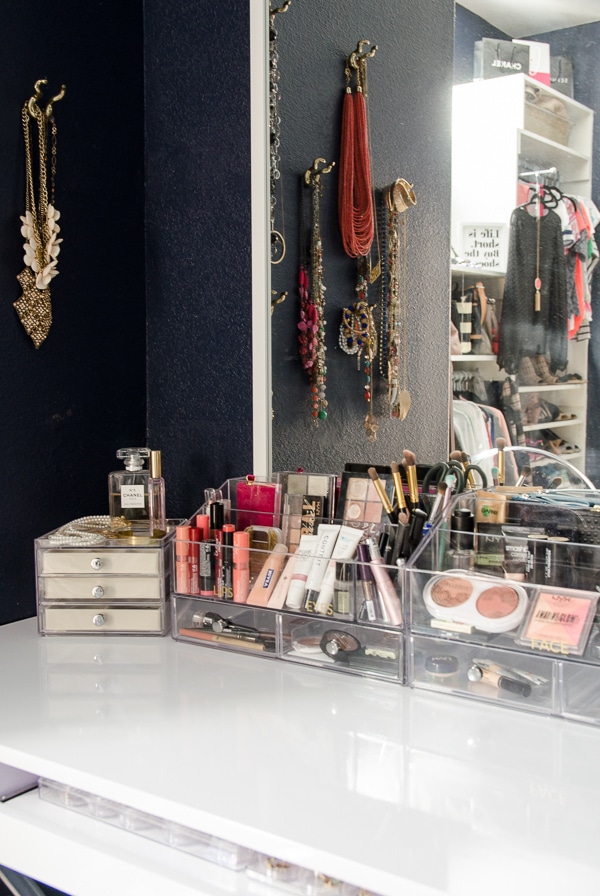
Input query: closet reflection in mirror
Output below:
<box><xmin>451</xmin><ymin>3</ymin><xmax>600</xmax><ymax>486</ymax></box>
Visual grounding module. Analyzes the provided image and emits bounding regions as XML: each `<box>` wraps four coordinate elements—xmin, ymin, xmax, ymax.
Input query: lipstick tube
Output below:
<box><xmin>189</xmin><ymin>527</ymin><xmax>201</xmax><ymax>594</ymax></box>
<box><xmin>175</xmin><ymin>526</ymin><xmax>191</xmax><ymax>594</ymax></box>
<box><xmin>233</xmin><ymin>530</ymin><xmax>250</xmax><ymax>603</ymax></box>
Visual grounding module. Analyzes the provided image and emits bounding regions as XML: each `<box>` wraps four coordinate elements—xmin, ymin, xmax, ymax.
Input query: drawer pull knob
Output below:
<box><xmin>92</xmin><ymin>614</ymin><xmax>105</xmax><ymax>627</ymax></box>
<box><xmin>91</xmin><ymin>558</ymin><xmax>103</xmax><ymax>570</ymax></box>
<box><xmin>91</xmin><ymin>586</ymin><xmax>105</xmax><ymax>598</ymax></box>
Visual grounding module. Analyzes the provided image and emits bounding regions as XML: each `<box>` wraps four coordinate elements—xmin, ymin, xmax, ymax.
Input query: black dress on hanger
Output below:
<box><xmin>497</xmin><ymin>203</ymin><xmax>568</xmax><ymax>375</ymax></box>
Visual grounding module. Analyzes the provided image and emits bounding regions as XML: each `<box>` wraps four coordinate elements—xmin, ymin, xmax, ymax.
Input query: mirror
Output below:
<box><xmin>252</xmin><ymin>1</ymin><xmax>600</xmax><ymax>486</ymax></box>
<box><xmin>452</xmin><ymin>3</ymin><xmax>600</xmax><ymax>488</ymax></box>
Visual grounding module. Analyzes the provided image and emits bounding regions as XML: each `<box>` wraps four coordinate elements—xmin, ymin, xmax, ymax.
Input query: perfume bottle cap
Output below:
<box><xmin>116</xmin><ymin>447</ymin><xmax>150</xmax><ymax>471</ymax></box>
<box><xmin>150</xmin><ymin>450</ymin><xmax>162</xmax><ymax>478</ymax></box>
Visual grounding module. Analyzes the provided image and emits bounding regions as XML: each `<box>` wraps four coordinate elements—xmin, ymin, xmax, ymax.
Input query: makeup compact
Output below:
<box><xmin>422</xmin><ymin>572</ymin><xmax>528</xmax><ymax>634</ymax></box>
<box><xmin>337</xmin><ymin>470</ymin><xmax>395</xmax><ymax>529</ymax></box>
<box><xmin>517</xmin><ymin>588</ymin><xmax>598</xmax><ymax>657</ymax></box>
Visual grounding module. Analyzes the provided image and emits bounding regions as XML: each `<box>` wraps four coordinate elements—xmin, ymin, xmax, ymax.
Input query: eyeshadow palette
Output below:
<box><xmin>422</xmin><ymin>572</ymin><xmax>528</xmax><ymax>634</ymax></box>
<box><xmin>337</xmin><ymin>470</ymin><xmax>395</xmax><ymax>529</ymax></box>
<box><xmin>276</xmin><ymin>472</ymin><xmax>336</xmax><ymax>552</ymax></box>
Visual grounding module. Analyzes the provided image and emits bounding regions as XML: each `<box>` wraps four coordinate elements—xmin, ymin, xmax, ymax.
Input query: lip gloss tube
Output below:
<box><xmin>175</xmin><ymin>526</ymin><xmax>191</xmax><ymax>593</ymax></box>
<box><xmin>233</xmin><ymin>530</ymin><xmax>250</xmax><ymax>603</ymax></box>
<box><xmin>366</xmin><ymin>537</ymin><xmax>403</xmax><ymax>626</ymax></box>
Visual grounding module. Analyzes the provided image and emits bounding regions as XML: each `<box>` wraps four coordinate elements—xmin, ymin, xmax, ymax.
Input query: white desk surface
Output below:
<box><xmin>1</xmin><ymin>617</ymin><xmax>600</xmax><ymax>896</ymax></box>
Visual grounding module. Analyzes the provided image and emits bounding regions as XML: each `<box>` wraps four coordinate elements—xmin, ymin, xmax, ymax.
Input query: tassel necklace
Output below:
<box><xmin>338</xmin><ymin>41</ymin><xmax>377</xmax><ymax>259</ymax></box>
<box><xmin>15</xmin><ymin>80</ymin><xmax>65</xmax><ymax>348</ymax></box>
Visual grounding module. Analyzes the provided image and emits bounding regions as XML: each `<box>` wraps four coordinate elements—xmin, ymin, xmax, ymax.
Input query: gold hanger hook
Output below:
<box><xmin>355</xmin><ymin>39</ymin><xmax>378</xmax><ymax>61</ymax></box>
<box><xmin>304</xmin><ymin>157</ymin><xmax>336</xmax><ymax>185</ymax></box>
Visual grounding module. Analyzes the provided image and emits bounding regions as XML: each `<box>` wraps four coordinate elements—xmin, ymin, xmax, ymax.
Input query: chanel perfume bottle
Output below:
<box><xmin>108</xmin><ymin>448</ymin><xmax>151</xmax><ymax>525</ymax></box>
<box><xmin>148</xmin><ymin>449</ymin><xmax>166</xmax><ymax>538</ymax></box>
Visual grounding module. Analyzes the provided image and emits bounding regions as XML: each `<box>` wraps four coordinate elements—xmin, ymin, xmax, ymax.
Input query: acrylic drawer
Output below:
<box><xmin>38</xmin><ymin>547</ymin><xmax>163</xmax><ymax>576</ymax></box>
<box><xmin>40</xmin><ymin>605</ymin><xmax>165</xmax><ymax>634</ymax></box>
<box><xmin>40</xmin><ymin>576</ymin><xmax>162</xmax><ymax>602</ymax></box>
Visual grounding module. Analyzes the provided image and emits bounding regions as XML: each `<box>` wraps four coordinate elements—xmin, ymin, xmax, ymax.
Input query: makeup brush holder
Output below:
<box><xmin>171</xmin><ymin>475</ymin><xmax>404</xmax><ymax>683</ymax></box>
<box><xmin>405</xmin><ymin>489</ymin><xmax>600</xmax><ymax>725</ymax></box>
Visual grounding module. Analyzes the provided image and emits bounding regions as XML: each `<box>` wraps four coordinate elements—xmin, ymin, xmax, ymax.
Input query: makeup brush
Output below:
<box><xmin>461</xmin><ymin>451</ymin><xmax>478</xmax><ymax>490</ymax></box>
<box><xmin>427</xmin><ymin>480</ymin><xmax>447</xmax><ymax>525</ymax></box>
<box><xmin>367</xmin><ymin>467</ymin><xmax>398</xmax><ymax>525</ymax></box>
<box><xmin>390</xmin><ymin>461</ymin><xmax>409</xmax><ymax>524</ymax></box>
<box><xmin>515</xmin><ymin>465</ymin><xmax>531</xmax><ymax>487</ymax></box>
<box><xmin>496</xmin><ymin>438</ymin><xmax>506</xmax><ymax>486</ymax></box>
<box><xmin>401</xmin><ymin>449</ymin><xmax>419</xmax><ymax>511</ymax></box>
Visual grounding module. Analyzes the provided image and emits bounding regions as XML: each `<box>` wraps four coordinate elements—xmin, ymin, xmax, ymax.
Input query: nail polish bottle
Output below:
<box><xmin>108</xmin><ymin>448</ymin><xmax>151</xmax><ymax>525</ymax></box>
<box><xmin>148</xmin><ymin>450</ymin><xmax>167</xmax><ymax>538</ymax></box>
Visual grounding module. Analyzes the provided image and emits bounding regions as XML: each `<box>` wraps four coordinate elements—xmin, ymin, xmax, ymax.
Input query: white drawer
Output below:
<box><xmin>39</xmin><ymin>549</ymin><xmax>162</xmax><ymax>576</ymax></box>
<box><xmin>41</xmin><ymin>606</ymin><xmax>164</xmax><ymax>634</ymax></box>
<box><xmin>42</xmin><ymin>576</ymin><xmax>162</xmax><ymax>602</ymax></box>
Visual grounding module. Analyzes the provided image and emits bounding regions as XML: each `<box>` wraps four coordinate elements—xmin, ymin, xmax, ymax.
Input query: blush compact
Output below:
<box><xmin>422</xmin><ymin>572</ymin><xmax>528</xmax><ymax>634</ymax></box>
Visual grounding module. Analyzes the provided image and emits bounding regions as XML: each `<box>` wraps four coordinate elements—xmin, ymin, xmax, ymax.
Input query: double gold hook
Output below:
<box><xmin>304</xmin><ymin>157</ymin><xmax>336</xmax><ymax>186</ymax></box>
<box><xmin>345</xmin><ymin>39</ymin><xmax>377</xmax><ymax>91</ymax></box>
<box><xmin>27</xmin><ymin>79</ymin><xmax>66</xmax><ymax>120</ymax></box>
<box><xmin>270</xmin><ymin>0</ymin><xmax>291</xmax><ymax>15</ymax></box>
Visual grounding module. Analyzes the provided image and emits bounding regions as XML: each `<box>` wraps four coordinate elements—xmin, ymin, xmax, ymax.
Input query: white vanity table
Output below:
<box><xmin>1</xmin><ymin>617</ymin><xmax>600</xmax><ymax>896</ymax></box>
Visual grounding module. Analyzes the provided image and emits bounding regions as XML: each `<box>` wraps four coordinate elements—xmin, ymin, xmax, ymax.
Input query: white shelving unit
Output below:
<box><xmin>451</xmin><ymin>73</ymin><xmax>594</xmax><ymax>473</ymax></box>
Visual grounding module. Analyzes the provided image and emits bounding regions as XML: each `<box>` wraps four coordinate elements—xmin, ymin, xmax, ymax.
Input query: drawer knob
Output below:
<box><xmin>92</xmin><ymin>614</ymin><xmax>105</xmax><ymax>627</ymax></box>
<box><xmin>91</xmin><ymin>557</ymin><xmax>103</xmax><ymax>570</ymax></box>
<box><xmin>91</xmin><ymin>586</ymin><xmax>105</xmax><ymax>598</ymax></box>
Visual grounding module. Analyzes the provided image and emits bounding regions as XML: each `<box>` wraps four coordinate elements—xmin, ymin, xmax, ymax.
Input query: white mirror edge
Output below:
<box><xmin>250</xmin><ymin>0</ymin><xmax>272</xmax><ymax>478</ymax></box>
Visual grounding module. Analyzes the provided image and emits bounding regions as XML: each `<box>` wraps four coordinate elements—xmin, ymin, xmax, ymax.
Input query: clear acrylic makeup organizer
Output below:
<box><xmin>171</xmin><ymin>471</ymin><xmax>600</xmax><ymax>726</ymax></box>
<box><xmin>171</xmin><ymin>475</ymin><xmax>405</xmax><ymax>684</ymax></box>
<box><xmin>404</xmin><ymin>484</ymin><xmax>600</xmax><ymax>725</ymax></box>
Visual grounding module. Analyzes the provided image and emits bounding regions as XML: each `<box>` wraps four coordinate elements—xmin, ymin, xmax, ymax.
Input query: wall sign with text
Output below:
<box><xmin>460</xmin><ymin>223</ymin><xmax>507</xmax><ymax>272</ymax></box>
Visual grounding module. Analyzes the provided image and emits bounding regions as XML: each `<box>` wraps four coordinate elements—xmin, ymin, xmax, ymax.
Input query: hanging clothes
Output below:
<box><xmin>498</xmin><ymin>205</ymin><xmax>568</xmax><ymax>375</ymax></box>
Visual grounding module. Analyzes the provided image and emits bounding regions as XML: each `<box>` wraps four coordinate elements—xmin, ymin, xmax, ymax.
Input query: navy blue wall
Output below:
<box><xmin>144</xmin><ymin>0</ymin><xmax>254</xmax><ymax>515</ymax></box>
<box><xmin>0</xmin><ymin>0</ymin><xmax>145</xmax><ymax>624</ymax></box>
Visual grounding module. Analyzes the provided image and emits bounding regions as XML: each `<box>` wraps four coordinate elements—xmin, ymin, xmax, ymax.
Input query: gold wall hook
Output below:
<box><xmin>270</xmin><ymin>0</ymin><xmax>291</xmax><ymax>15</ymax></box>
<box><xmin>45</xmin><ymin>84</ymin><xmax>66</xmax><ymax>119</ymax></box>
<box><xmin>304</xmin><ymin>157</ymin><xmax>336</xmax><ymax>185</ymax></box>
<box><xmin>271</xmin><ymin>290</ymin><xmax>288</xmax><ymax>314</ymax></box>
<box><xmin>27</xmin><ymin>79</ymin><xmax>47</xmax><ymax>118</ymax></box>
<box><xmin>27</xmin><ymin>79</ymin><xmax>66</xmax><ymax>120</ymax></box>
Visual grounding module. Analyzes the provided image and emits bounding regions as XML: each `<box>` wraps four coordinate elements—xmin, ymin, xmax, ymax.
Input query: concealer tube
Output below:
<box><xmin>247</xmin><ymin>543</ymin><xmax>288</xmax><ymax>607</ymax></box>
<box><xmin>285</xmin><ymin>534</ymin><xmax>318</xmax><ymax>610</ymax></box>
<box><xmin>233</xmin><ymin>530</ymin><xmax>250</xmax><ymax>603</ymax></box>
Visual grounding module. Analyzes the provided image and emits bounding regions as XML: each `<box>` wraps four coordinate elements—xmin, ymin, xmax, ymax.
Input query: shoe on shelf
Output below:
<box><xmin>533</xmin><ymin>353</ymin><xmax>557</xmax><ymax>384</ymax></box>
<box><xmin>517</xmin><ymin>356</ymin><xmax>542</xmax><ymax>385</ymax></box>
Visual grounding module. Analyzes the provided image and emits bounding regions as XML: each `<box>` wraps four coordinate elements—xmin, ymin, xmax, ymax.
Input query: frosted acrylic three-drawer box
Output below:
<box><xmin>35</xmin><ymin>519</ymin><xmax>175</xmax><ymax>635</ymax></box>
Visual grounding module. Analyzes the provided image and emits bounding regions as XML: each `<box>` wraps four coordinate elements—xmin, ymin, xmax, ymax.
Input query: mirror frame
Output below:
<box><xmin>250</xmin><ymin>0</ymin><xmax>272</xmax><ymax>478</ymax></box>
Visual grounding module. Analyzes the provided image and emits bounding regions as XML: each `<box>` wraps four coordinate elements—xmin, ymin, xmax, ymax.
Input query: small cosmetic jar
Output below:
<box><xmin>424</xmin><ymin>654</ymin><xmax>459</xmax><ymax>680</ymax></box>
